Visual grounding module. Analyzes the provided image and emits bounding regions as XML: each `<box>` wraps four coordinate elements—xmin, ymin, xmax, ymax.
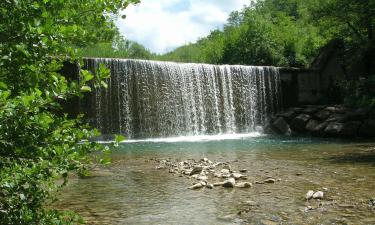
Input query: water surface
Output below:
<box><xmin>56</xmin><ymin>135</ymin><xmax>375</xmax><ymax>224</ymax></box>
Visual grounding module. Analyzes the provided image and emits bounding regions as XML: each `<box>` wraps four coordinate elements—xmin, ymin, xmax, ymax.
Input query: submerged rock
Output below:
<box><xmin>222</xmin><ymin>178</ymin><xmax>236</xmax><ymax>188</ymax></box>
<box><xmin>263</xmin><ymin>178</ymin><xmax>276</xmax><ymax>184</ymax></box>
<box><xmin>188</xmin><ymin>183</ymin><xmax>204</xmax><ymax>190</ymax></box>
<box><xmin>235</xmin><ymin>182</ymin><xmax>252</xmax><ymax>188</ymax></box>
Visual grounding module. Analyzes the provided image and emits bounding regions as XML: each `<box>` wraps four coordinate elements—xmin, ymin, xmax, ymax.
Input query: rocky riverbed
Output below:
<box><xmin>55</xmin><ymin>138</ymin><xmax>375</xmax><ymax>225</ymax></box>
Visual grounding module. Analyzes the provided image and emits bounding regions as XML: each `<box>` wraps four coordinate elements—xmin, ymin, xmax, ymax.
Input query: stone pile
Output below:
<box><xmin>154</xmin><ymin>158</ymin><xmax>252</xmax><ymax>190</ymax></box>
<box><xmin>265</xmin><ymin>105</ymin><xmax>375</xmax><ymax>138</ymax></box>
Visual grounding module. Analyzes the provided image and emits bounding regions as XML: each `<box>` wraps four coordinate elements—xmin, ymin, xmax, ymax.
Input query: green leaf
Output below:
<box><xmin>80</xmin><ymin>86</ymin><xmax>92</xmax><ymax>92</ymax></box>
<box><xmin>114</xmin><ymin>134</ymin><xmax>125</xmax><ymax>143</ymax></box>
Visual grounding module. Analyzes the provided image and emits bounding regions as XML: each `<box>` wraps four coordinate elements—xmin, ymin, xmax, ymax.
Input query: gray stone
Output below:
<box><xmin>324</xmin><ymin>122</ymin><xmax>344</xmax><ymax>137</ymax></box>
<box><xmin>305</xmin><ymin>190</ymin><xmax>314</xmax><ymax>200</ymax></box>
<box><xmin>312</xmin><ymin>191</ymin><xmax>324</xmax><ymax>199</ymax></box>
<box><xmin>358</xmin><ymin>119</ymin><xmax>375</xmax><ymax>137</ymax></box>
<box><xmin>222</xmin><ymin>178</ymin><xmax>236</xmax><ymax>188</ymax></box>
<box><xmin>311</xmin><ymin>122</ymin><xmax>329</xmax><ymax>136</ymax></box>
<box><xmin>189</xmin><ymin>166</ymin><xmax>203</xmax><ymax>176</ymax></box>
<box><xmin>326</xmin><ymin>114</ymin><xmax>346</xmax><ymax>122</ymax></box>
<box><xmin>235</xmin><ymin>182</ymin><xmax>252</xmax><ymax>188</ymax></box>
<box><xmin>206</xmin><ymin>184</ymin><xmax>214</xmax><ymax>189</ymax></box>
<box><xmin>303</xmin><ymin>107</ymin><xmax>320</xmax><ymax>115</ymax></box>
<box><xmin>213</xmin><ymin>182</ymin><xmax>224</xmax><ymax>186</ymax></box>
<box><xmin>277</xmin><ymin>110</ymin><xmax>297</xmax><ymax>122</ymax></box>
<box><xmin>220</xmin><ymin>169</ymin><xmax>230</xmax><ymax>174</ymax></box>
<box><xmin>271</xmin><ymin>117</ymin><xmax>291</xmax><ymax>135</ymax></box>
<box><xmin>197</xmin><ymin>175</ymin><xmax>208</xmax><ymax>181</ymax></box>
<box><xmin>305</xmin><ymin>119</ymin><xmax>321</xmax><ymax>133</ymax></box>
<box><xmin>314</xmin><ymin>110</ymin><xmax>331</xmax><ymax>120</ymax></box>
<box><xmin>188</xmin><ymin>183</ymin><xmax>204</xmax><ymax>190</ymax></box>
<box><xmin>325</xmin><ymin>105</ymin><xmax>348</xmax><ymax>114</ymax></box>
<box><xmin>263</xmin><ymin>178</ymin><xmax>276</xmax><ymax>183</ymax></box>
<box><xmin>290</xmin><ymin>114</ymin><xmax>311</xmax><ymax>132</ymax></box>
<box><xmin>232</xmin><ymin>173</ymin><xmax>245</xmax><ymax>180</ymax></box>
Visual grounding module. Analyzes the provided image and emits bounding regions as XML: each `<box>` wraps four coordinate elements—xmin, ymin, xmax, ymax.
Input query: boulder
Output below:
<box><xmin>311</xmin><ymin>122</ymin><xmax>329</xmax><ymax>136</ymax></box>
<box><xmin>324</xmin><ymin>122</ymin><xmax>344</xmax><ymax>137</ymax></box>
<box><xmin>326</xmin><ymin>114</ymin><xmax>346</xmax><ymax>122</ymax></box>
<box><xmin>271</xmin><ymin>117</ymin><xmax>291</xmax><ymax>135</ymax></box>
<box><xmin>314</xmin><ymin>110</ymin><xmax>331</xmax><ymax>121</ymax></box>
<box><xmin>358</xmin><ymin>119</ymin><xmax>375</xmax><ymax>137</ymax></box>
<box><xmin>325</xmin><ymin>105</ymin><xmax>347</xmax><ymax>114</ymax></box>
<box><xmin>305</xmin><ymin>120</ymin><xmax>321</xmax><ymax>133</ymax></box>
<box><xmin>222</xmin><ymin>178</ymin><xmax>236</xmax><ymax>188</ymax></box>
<box><xmin>303</xmin><ymin>106</ymin><xmax>320</xmax><ymax>115</ymax></box>
<box><xmin>277</xmin><ymin>110</ymin><xmax>297</xmax><ymax>122</ymax></box>
<box><xmin>290</xmin><ymin>114</ymin><xmax>311</xmax><ymax>132</ymax></box>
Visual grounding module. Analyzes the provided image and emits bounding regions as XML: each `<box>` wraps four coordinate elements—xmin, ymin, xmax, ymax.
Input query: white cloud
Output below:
<box><xmin>115</xmin><ymin>0</ymin><xmax>249</xmax><ymax>54</ymax></box>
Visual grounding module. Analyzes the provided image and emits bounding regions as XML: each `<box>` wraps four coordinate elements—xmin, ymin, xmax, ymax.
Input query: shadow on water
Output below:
<box><xmin>327</xmin><ymin>149</ymin><xmax>375</xmax><ymax>166</ymax></box>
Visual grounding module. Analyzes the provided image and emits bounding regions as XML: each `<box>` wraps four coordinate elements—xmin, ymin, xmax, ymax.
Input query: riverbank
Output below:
<box><xmin>265</xmin><ymin>105</ymin><xmax>375</xmax><ymax>138</ymax></box>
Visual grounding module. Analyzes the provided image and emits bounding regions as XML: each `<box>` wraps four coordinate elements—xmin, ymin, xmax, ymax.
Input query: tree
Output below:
<box><xmin>0</xmin><ymin>0</ymin><xmax>138</xmax><ymax>224</ymax></box>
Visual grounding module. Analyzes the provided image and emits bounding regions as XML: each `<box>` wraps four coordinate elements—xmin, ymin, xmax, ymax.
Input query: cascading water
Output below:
<box><xmin>80</xmin><ymin>58</ymin><xmax>282</xmax><ymax>139</ymax></box>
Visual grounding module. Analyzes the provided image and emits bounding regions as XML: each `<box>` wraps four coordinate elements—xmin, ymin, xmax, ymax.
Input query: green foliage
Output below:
<box><xmin>78</xmin><ymin>38</ymin><xmax>154</xmax><ymax>59</ymax></box>
<box><xmin>158</xmin><ymin>0</ymin><xmax>327</xmax><ymax>67</ymax></box>
<box><xmin>0</xmin><ymin>0</ymin><xmax>139</xmax><ymax>224</ymax></box>
<box><xmin>340</xmin><ymin>75</ymin><xmax>375</xmax><ymax>107</ymax></box>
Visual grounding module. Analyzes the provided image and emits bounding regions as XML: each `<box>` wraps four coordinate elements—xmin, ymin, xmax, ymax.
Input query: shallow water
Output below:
<box><xmin>55</xmin><ymin>135</ymin><xmax>375</xmax><ymax>224</ymax></box>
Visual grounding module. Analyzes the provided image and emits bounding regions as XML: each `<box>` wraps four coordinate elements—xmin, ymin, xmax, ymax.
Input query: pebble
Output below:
<box><xmin>188</xmin><ymin>183</ymin><xmax>204</xmax><ymax>190</ymax></box>
<box><xmin>220</xmin><ymin>169</ymin><xmax>230</xmax><ymax>174</ymax></box>
<box><xmin>235</xmin><ymin>182</ymin><xmax>252</xmax><ymax>188</ymax></box>
<box><xmin>189</xmin><ymin>166</ymin><xmax>203</xmax><ymax>176</ymax></box>
<box><xmin>222</xmin><ymin>178</ymin><xmax>236</xmax><ymax>188</ymax></box>
<box><xmin>232</xmin><ymin>173</ymin><xmax>244</xmax><ymax>180</ymax></box>
<box><xmin>239</xmin><ymin>169</ymin><xmax>248</xmax><ymax>173</ymax></box>
<box><xmin>213</xmin><ymin>182</ymin><xmax>224</xmax><ymax>186</ymax></box>
<box><xmin>263</xmin><ymin>178</ymin><xmax>276</xmax><ymax>183</ymax></box>
<box><xmin>305</xmin><ymin>190</ymin><xmax>314</xmax><ymax>200</ymax></box>
<box><xmin>206</xmin><ymin>184</ymin><xmax>214</xmax><ymax>189</ymax></box>
<box><xmin>313</xmin><ymin>191</ymin><xmax>324</xmax><ymax>199</ymax></box>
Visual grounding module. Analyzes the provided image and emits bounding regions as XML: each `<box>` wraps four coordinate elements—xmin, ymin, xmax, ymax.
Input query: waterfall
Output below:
<box><xmin>80</xmin><ymin>58</ymin><xmax>282</xmax><ymax>139</ymax></box>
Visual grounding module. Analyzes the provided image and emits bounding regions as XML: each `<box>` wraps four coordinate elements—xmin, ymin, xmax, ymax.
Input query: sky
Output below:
<box><xmin>115</xmin><ymin>0</ymin><xmax>249</xmax><ymax>54</ymax></box>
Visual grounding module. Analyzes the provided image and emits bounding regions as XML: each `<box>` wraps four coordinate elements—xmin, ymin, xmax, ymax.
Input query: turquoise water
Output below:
<box><xmin>56</xmin><ymin>135</ymin><xmax>375</xmax><ymax>224</ymax></box>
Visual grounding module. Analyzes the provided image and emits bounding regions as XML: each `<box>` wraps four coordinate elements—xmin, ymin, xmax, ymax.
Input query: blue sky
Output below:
<box><xmin>116</xmin><ymin>0</ymin><xmax>249</xmax><ymax>54</ymax></box>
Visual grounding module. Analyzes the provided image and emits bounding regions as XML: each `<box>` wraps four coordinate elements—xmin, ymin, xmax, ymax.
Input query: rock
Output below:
<box><xmin>206</xmin><ymin>183</ymin><xmax>214</xmax><ymax>189</ymax></box>
<box><xmin>239</xmin><ymin>169</ymin><xmax>248</xmax><ymax>173</ymax></box>
<box><xmin>235</xmin><ymin>182</ymin><xmax>252</xmax><ymax>188</ymax></box>
<box><xmin>311</xmin><ymin>122</ymin><xmax>329</xmax><ymax>136</ymax></box>
<box><xmin>303</xmin><ymin>107</ymin><xmax>320</xmax><ymax>115</ymax></box>
<box><xmin>213</xmin><ymin>182</ymin><xmax>224</xmax><ymax>186</ymax></box>
<box><xmin>305</xmin><ymin>190</ymin><xmax>314</xmax><ymax>200</ymax></box>
<box><xmin>189</xmin><ymin>166</ymin><xmax>203</xmax><ymax>176</ymax></box>
<box><xmin>197</xmin><ymin>175</ymin><xmax>208</xmax><ymax>181</ymax></box>
<box><xmin>222</xmin><ymin>178</ymin><xmax>236</xmax><ymax>188</ymax></box>
<box><xmin>305</xmin><ymin>119</ymin><xmax>321</xmax><ymax>133</ymax></box>
<box><xmin>188</xmin><ymin>183</ymin><xmax>204</xmax><ymax>190</ymax></box>
<box><xmin>290</xmin><ymin>114</ymin><xmax>311</xmax><ymax>132</ymax></box>
<box><xmin>277</xmin><ymin>110</ymin><xmax>297</xmax><ymax>122</ymax></box>
<box><xmin>358</xmin><ymin>119</ymin><xmax>375</xmax><ymax>137</ymax></box>
<box><xmin>263</xmin><ymin>178</ymin><xmax>276</xmax><ymax>184</ymax></box>
<box><xmin>314</xmin><ymin>110</ymin><xmax>331</xmax><ymax>120</ymax></box>
<box><xmin>271</xmin><ymin>117</ymin><xmax>291</xmax><ymax>135</ymax></box>
<box><xmin>222</xmin><ymin>164</ymin><xmax>231</xmax><ymax>170</ymax></box>
<box><xmin>201</xmin><ymin>158</ymin><xmax>209</xmax><ymax>162</ymax></box>
<box><xmin>324</xmin><ymin>122</ymin><xmax>344</xmax><ymax>137</ymax></box>
<box><xmin>326</xmin><ymin>114</ymin><xmax>346</xmax><ymax>122</ymax></box>
<box><xmin>313</xmin><ymin>191</ymin><xmax>324</xmax><ymax>199</ymax></box>
<box><xmin>232</xmin><ymin>173</ymin><xmax>245</xmax><ymax>180</ymax></box>
<box><xmin>220</xmin><ymin>169</ymin><xmax>230</xmax><ymax>174</ymax></box>
<box><xmin>325</xmin><ymin>105</ymin><xmax>347</xmax><ymax>114</ymax></box>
